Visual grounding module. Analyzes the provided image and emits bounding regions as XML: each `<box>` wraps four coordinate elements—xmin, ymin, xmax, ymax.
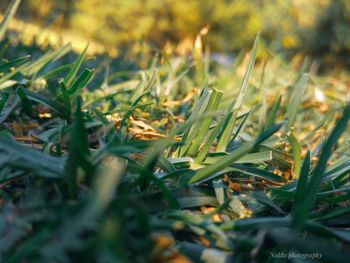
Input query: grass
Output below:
<box><xmin>1</xmin><ymin>2</ymin><xmax>350</xmax><ymax>262</ymax></box>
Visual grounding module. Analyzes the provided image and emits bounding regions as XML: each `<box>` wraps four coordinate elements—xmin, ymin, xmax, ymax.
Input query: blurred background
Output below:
<box><xmin>1</xmin><ymin>0</ymin><xmax>350</xmax><ymax>68</ymax></box>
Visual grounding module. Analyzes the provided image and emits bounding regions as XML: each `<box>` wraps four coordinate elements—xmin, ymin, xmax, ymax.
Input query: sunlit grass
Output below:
<box><xmin>1</xmin><ymin>1</ymin><xmax>350</xmax><ymax>262</ymax></box>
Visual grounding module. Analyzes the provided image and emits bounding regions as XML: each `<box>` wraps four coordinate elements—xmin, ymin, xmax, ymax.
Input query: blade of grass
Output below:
<box><xmin>68</xmin><ymin>68</ymin><xmax>95</xmax><ymax>96</ymax></box>
<box><xmin>63</xmin><ymin>43</ymin><xmax>89</xmax><ymax>87</ymax></box>
<box><xmin>0</xmin><ymin>94</ymin><xmax>20</xmax><ymax>123</ymax></box>
<box><xmin>0</xmin><ymin>55</ymin><xmax>30</xmax><ymax>72</ymax></box>
<box><xmin>22</xmin><ymin>44</ymin><xmax>72</xmax><ymax>76</ymax></box>
<box><xmin>0</xmin><ymin>134</ymin><xmax>64</xmax><ymax>177</ymax></box>
<box><xmin>216</xmin><ymin>111</ymin><xmax>237</xmax><ymax>152</ymax></box>
<box><xmin>215</xmin><ymin>35</ymin><xmax>258</xmax><ymax>151</ymax></box>
<box><xmin>0</xmin><ymin>62</ymin><xmax>30</xmax><ymax>87</ymax></box>
<box><xmin>291</xmin><ymin>151</ymin><xmax>311</xmax><ymax>230</ymax></box>
<box><xmin>17</xmin><ymin>87</ymin><xmax>34</xmax><ymax>118</ymax></box>
<box><xmin>287</xmin><ymin>133</ymin><xmax>302</xmax><ymax>178</ymax></box>
<box><xmin>285</xmin><ymin>73</ymin><xmax>309</xmax><ymax>132</ymax></box>
<box><xmin>231</xmin><ymin>34</ymin><xmax>259</xmax><ymax>111</ymax></box>
<box><xmin>196</xmin><ymin>117</ymin><xmax>226</xmax><ymax>162</ymax></box>
<box><xmin>0</xmin><ymin>0</ymin><xmax>21</xmax><ymax>42</ymax></box>
<box><xmin>231</xmin><ymin>164</ymin><xmax>286</xmax><ymax>183</ymax></box>
<box><xmin>22</xmin><ymin>89</ymin><xmax>65</xmax><ymax>114</ymax></box>
<box><xmin>263</xmin><ymin>95</ymin><xmax>282</xmax><ymax>132</ymax></box>
<box><xmin>59</xmin><ymin>82</ymin><xmax>71</xmax><ymax>120</ymax></box>
<box><xmin>204</xmin><ymin>151</ymin><xmax>273</xmax><ymax>165</ymax></box>
<box><xmin>65</xmin><ymin>97</ymin><xmax>95</xmax><ymax>198</ymax></box>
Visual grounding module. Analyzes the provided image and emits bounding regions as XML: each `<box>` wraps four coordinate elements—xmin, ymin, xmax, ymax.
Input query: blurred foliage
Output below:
<box><xmin>0</xmin><ymin>0</ymin><xmax>350</xmax><ymax>57</ymax></box>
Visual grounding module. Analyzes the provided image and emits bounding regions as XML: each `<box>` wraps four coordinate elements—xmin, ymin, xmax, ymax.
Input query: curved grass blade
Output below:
<box><xmin>196</xmin><ymin>117</ymin><xmax>226</xmax><ymax>162</ymax></box>
<box><xmin>216</xmin><ymin>111</ymin><xmax>237</xmax><ymax>152</ymax></box>
<box><xmin>285</xmin><ymin>73</ymin><xmax>309</xmax><ymax>132</ymax></box>
<box><xmin>287</xmin><ymin>133</ymin><xmax>302</xmax><ymax>178</ymax></box>
<box><xmin>231</xmin><ymin>164</ymin><xmax>285</xmax><ymax>183</ymax></box>
<box><xmin>0</xmin><ymin>0</ymin><xmax>21</xmax><ymax>42</ymax></box>
<box><xmin>0</xmin><ymin>93</ymin><xmax>9</xmax><ymax>114</ymax></box>
<box><xmin>59</xmin><ymin>81</ymin><xmax>71</xmax><ymax>120</ymax></box>
<box><xmin>22</xmin><ymin>44</ymin><xmax>72</xmax><ymax>76</ymax></box>
<box><xmin>65</xmin><ymin>97</ymin><xmax>95</xmax><ymax>198</ymax></box>
<box><xmin>231</xmin><ymin>34</ymin><xmax>259</xmax><ymax>111</ymax></box>
<box><xmin>22</xmin><ymin>89</ymin><xmax>65</xmax><ymax>114</ymax></box>
<box><xmin>68</xmin><ymin>68</ymin><xmax>95</xmax><ymax>97</ymax></box>
<box><xmin>63</xmin><ymin>43</ymin><xmax>89</xmax><ymax>87</ymax></box>
<box><xmin>17</xmin><ymin>87</ymin><xmax>34</xmax><ymax>118</ymax></box>
<box><xmin>0</xmin><ymin>94</ymin><xmax>20</xmax><ymax>123</ymax></box>
<box><xmin>263</xmin><ymin>95</ymin><xmax>282</xmax><ymax>132</ymax></box>
<box><xmin>215</xmin><ymin>35</ymin><xmax>259</xmax><ymax>152</ymax></box>
<box><xmin>0</xmin><ymin>62</ymin><xmax>29</xmax><ymax>87</ymax></box>
<box><xmin>0</xmin><ymin>134</ymin><xmax>64</xmax><ymax>177</ymax></box>
<box><xmin>0</xmin><ymin>55</ymin><xmax>30</xmax><ymax>73</ymax></box>
<box><xmin>291</xmin><ymin>151</ymin><xmax>311</xmax><ymax>230</ymax></box>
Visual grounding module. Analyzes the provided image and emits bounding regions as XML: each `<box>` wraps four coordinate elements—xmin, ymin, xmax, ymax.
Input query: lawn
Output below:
<box><xmin>1</xmin><ymin>1</ymin><xmax>350</xmax><ymax>262</ymax></box>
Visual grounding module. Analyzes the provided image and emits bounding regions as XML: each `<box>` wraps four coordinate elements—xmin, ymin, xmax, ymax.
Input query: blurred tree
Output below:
<box><xmin>303</xmin><ymin>0</ymin><xmax>350</xmax><ymax>55</ymax></box>
<box><xmin>0</xmin><ymin>0</ymin><xmax>74</xmax><ymax>27</ymax></box>
<box><xmin>1</xmin><ymin>0</ymin><xmax>349</xmax><ymax>57</ymax></box>
<box><xmin>72</xmin><ymin>0</ymin><xmax>261</xmax><ymax>52</ymax></box>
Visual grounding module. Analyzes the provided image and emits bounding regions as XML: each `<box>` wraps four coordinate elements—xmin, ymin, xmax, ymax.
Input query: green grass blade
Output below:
<box><xmin>68</xmin><ymin>68</ymin><xmax>95</xmax><ymax>96</ymax></box>
<box><xmin>89</xmin><ymin>159</ymin><xmax>125</xmax><ymax>214</ymax></box>
<box><xmin>59</xmin><ymin>81</ymin><xmax>71</xmax><ymax>120</ymax></box>
<box><xmin>0</xmin><ymin>0</ymin><xmax>21</xmax><ymax>42</ymax></box>
<box><xmin>291</xmin><ymin>151</ymin><xmax>311</xmax><ymax>230</ymax></box>
<box><xmin>231</xmin><ymin>34</ymin><xmax>259</xmax><ymax>111</ymax></box>
<box><xmin>216</xmin><ymin>111</ymin><xmax>237</xmax><ymax>152</ymax></box>
<box><xmin>0</xmin><ymin>93</ymin><xmax>9</xmax><ymax>112</ymax></box>
<box><xmin>228</xmin><ymin>107</ymin><xmax>254</xmax><ymax>148</ymax></box>
<box><xmin>23</xmin><ymin>89</ymin><xmax>65</xmax><ymax>114</ymax></box>
<box><xmin>285</xmin><ymin>73</ymin><xmax>309</xmax><ymax>132</ymax></box>
<box><xmin>0</xmin><ymin>94</ymin><xmax>20</xmax><ymax>123</ymax></box>
<box><xmin>204</xmin><ymin>151</ymin><xmax>273</xmax><ymax>165</ymax></box>
<box><xmin>0</xmin><ymin>55</ymin><xmax>30</xmax><ymax>72</ymax></box>
<box><xmin>231</xmin><ymin>164</ymin><xmax>286</xmax><ymax>183</ymax></box>
<box><xmin>63</xmin><ymin>43</ymin><xmax>89</xmax><ymax>87</ymax></box>
<box><xmin>287</xmin><ymin>133</ymin><xmax>302</xmax><ymax>178</ymax></box>
<box><xmin>0</xmin><ymin>134</ymin><xmax>64</xmax><ymax>177</ymax></box>
<box><xmin>22</xmin><ymin>44</ymin><xmax>72</xmax><ymax>76</ymax></box>
<box><xmin>263</xmin><ymin>95</ymin><xmax>282</xmax><ymax>132</ymax></box>
<box><xmin>17</xmin><ymin>87</ymin><xmax>34</xmax><ymax>118</ymax></box>
<box><xmin>65</xmin><ymin>97</ymin><xmax>94</xmax><ymax>198</ymax></box>
<box><xmin>0</xmin><ymin>62</ymin><xmax>30</xmax><ymax>87</ymax></box>
<box><xmin>216</xmin><ymin>35</ymin><xmax>259</xmax><ymax>152</ymax></box>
